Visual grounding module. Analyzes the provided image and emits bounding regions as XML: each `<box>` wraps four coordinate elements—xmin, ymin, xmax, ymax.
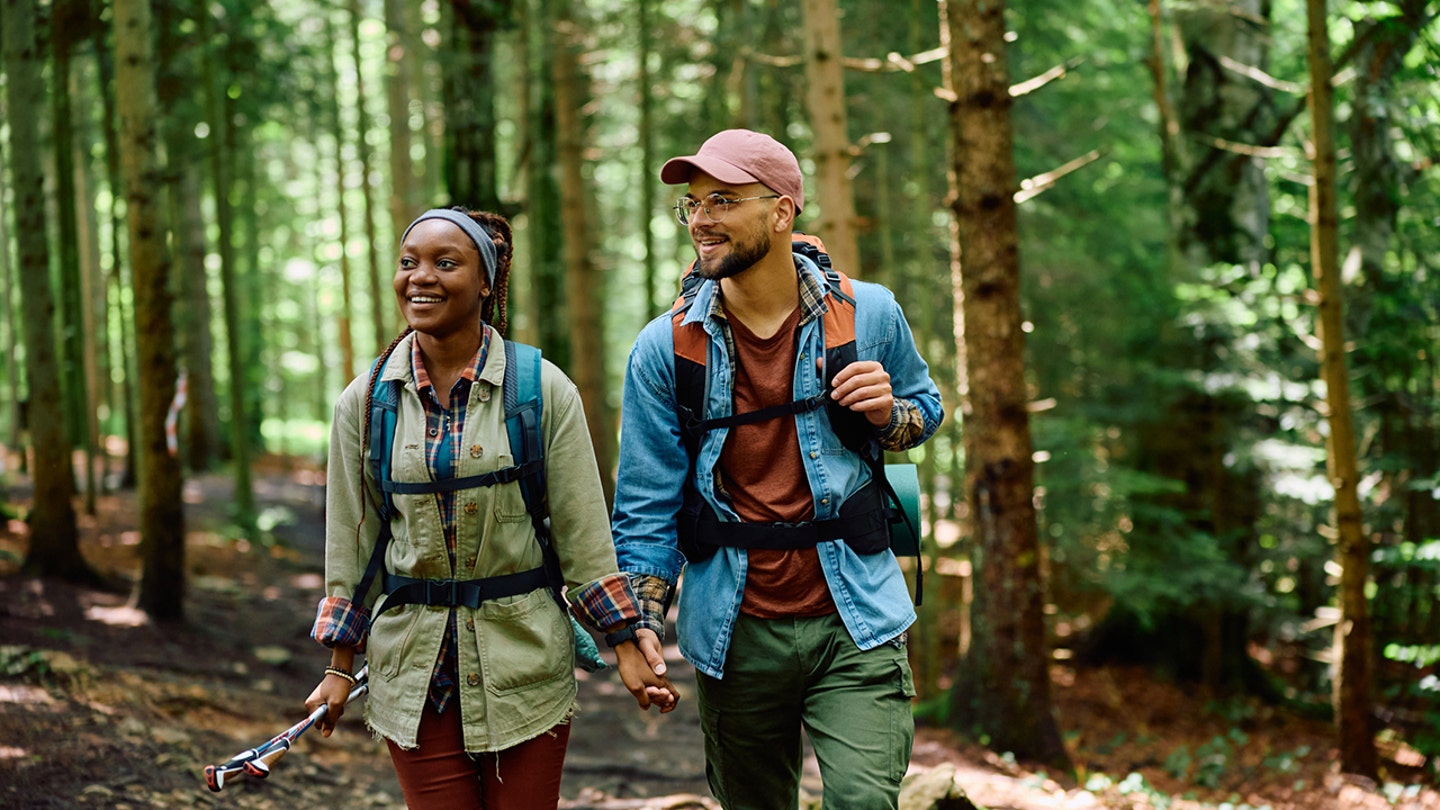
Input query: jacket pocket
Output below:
<box><xmin>491</xmin><ymin>453</ymin><xmax>532</xmax><ymax>524</ymax></box>
<box><xmin>476</xmin><ymin>589</ymin><xmax>570</xmax><ymax>695</ymax></box>
<box><xmin>369</xmin><ymin>607</ymin><xmax>425</xmax><ymax>680</ymax></box>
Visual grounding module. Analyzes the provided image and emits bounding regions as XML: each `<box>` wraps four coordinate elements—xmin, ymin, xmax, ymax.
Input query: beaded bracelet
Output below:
<box><xmin>324</xmin><ymin>665</ymin><xmax>357</xmax><ymax>685</ymax></box>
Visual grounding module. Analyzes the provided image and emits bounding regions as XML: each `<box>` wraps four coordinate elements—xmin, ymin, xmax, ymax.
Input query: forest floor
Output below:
<box><xmin>0</xmin><ymin>456</ymin><xmax>1437</xmax><ymax>810</ymax></box>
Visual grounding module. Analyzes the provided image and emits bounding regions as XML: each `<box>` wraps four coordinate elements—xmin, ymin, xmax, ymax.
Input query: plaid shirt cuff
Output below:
<box><xmin>570</xmin><ymin>574</ymin><xmax>642</xmax><ymax>634</ymax></box>
<box><xmin>877</xmin><ymin>399</ymin><xmax>925</xmax><ymax>452</ymax></box>
<box><xmin>311</xmin><ymin>595</ymin><xmax>369</xmax><ymax>650</ymax></box>
<box><xmin>627</xmin><ymin>573</ymin><xmax>674</xmax><ymax>641</ymax></box>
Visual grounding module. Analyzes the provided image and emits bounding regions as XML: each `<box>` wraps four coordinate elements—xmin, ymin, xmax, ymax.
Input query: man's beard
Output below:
<box><xmin>695</xmin><ymin>226</ymin><xmax>770</xmax><ymax>281</ymax></box>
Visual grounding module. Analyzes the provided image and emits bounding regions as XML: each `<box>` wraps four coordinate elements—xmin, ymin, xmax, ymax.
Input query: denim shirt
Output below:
<box><xmin>612</xmin><ymin>251</ymin><xmax>944</xmax><ymax>678</ymax></box>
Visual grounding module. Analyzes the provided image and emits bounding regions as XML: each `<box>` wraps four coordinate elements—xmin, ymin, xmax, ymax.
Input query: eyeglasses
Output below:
<box><xmin>672</xmin><ymin>194</ymin><xmax>780</xmax><ymax>225</ymax></box>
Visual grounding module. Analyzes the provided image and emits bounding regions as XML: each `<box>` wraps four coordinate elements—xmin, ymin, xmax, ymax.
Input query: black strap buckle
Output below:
<box><xmin>423</xmin><ymin>579</ymin><xmax>466</xmax><ymax>606</ymax></box>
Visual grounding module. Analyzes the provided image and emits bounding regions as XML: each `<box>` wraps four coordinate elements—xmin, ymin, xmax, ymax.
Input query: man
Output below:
<box><xmin>611</xmin><ymin>128</ymin><xmax>944</xmax><ymax>809</ymax></box>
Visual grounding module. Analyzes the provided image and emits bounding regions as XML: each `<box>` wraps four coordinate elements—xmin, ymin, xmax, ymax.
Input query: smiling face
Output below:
<box><xmin>685</xmin><ymin>174</ymin><xmax>778</xmax><ymax>281</ymax></box>
<box><xmin>394</xmin><ymin>218</ymin><xmax>490</xmax><ymax>340</ymax></box>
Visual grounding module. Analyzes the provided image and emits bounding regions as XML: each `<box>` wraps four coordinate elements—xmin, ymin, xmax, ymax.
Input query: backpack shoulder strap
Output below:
<box><xmin>670</xmin><ymin>236</ymin><xmax>861</xmax><ymax>456</ymax></box>
<box><xmin>671</xmin><ymin>270</ymin><xmax>709</xmax><ymax>459</ymax></box>
<box><xmin>503</xmin><ymin>340</ymin><xmax>546</xmax><ymax>524</ymax></box>
<box><xmin>502</xmin><ymin>340</ymin><xmax>569</xmax><ymax>606</ymax></box>
<box><xmin>353</xmin><ymin>355</ymin><xmax>401</xmax><ymax>606</ymax></box>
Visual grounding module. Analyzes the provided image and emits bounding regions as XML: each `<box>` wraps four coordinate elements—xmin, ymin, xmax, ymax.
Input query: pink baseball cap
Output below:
<box><xmin>660</xmin><ymin>129</ymin><xmax>805</xmax><ymax>213</ymax></box>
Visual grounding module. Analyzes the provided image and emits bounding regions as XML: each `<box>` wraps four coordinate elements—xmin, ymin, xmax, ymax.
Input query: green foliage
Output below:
<box><xmin>0</xmin><ymin>646</ymin><xmax>51</xmax><ymax>680</ymax></box>
<box><xmin>1261</xmin><ymin>744</ymin><xmax>1310</xmax><ymax>774</ymax></box>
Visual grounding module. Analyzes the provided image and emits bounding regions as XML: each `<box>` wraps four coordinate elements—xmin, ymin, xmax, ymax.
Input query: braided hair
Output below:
<box><xmin>353</xmin><ymin>207</ymin><xmax>516</xmax><ymax>546</ymax></box>
<box><xmin>462</xmin><ymin>207</ymin><xmax>514</xmax><ymax>339</ymax></box>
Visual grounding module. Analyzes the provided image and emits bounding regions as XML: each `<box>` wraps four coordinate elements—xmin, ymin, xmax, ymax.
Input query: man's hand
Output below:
<box><xmin>829</xmin><ymin>360</ymin><xmax>894</xmax><ymax>427</ymax></box>
<box><xmin>615</xmin><ymin>628</ymin><xmax>679</xmax><ymax>713</ymax></box>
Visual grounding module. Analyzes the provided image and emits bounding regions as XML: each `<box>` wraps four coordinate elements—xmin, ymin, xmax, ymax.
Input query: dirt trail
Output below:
<box><xmin>0</xmin><ymin>462</ymin><xmax>1434</xmax><ymax>809</ymax></box>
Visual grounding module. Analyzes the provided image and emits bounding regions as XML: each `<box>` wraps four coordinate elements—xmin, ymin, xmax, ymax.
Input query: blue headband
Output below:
<box><xmin>400</xmin><ymin>209</ymin><xmax>498</xmax><ymax>285</ymax></box>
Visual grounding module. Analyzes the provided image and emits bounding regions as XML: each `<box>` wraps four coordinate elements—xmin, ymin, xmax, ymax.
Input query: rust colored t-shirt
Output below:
<box><xmin>720</xmin><ymin>307</ymin><xmax>836</xmax><ymax>618</ymax></box>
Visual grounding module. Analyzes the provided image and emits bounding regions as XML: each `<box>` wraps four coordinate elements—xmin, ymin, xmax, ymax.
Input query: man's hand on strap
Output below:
<box><xmin>828</xmin><ymin>360</ymin><xmax>894</xmax><ymax>427</ymax></box>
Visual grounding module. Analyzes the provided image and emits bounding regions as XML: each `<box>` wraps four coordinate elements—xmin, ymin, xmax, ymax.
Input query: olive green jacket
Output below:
<box><xmin>324</xmin><ymin>331</ymin><xmax>619</xmax><ymax>752</ymax></box>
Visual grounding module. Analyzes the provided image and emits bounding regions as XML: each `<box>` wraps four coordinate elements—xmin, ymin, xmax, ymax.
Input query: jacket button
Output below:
<box><xmin>467</xmin><ymin>672</ymin><xmax>480</xmax><ymax>686</ymax></box>
<box><xmin>464</xmin><ymin>502</ymin><xmax>478</xmax><ymax>515</ymax></box>
<box><xmin>820</xmin><ymin>497</ymin><xmax>830</xmax><ymax>505</ymax></box>
<box><xmin>809</xmin><ymin>451</ymin><xmax>819</xmax><ymax>459</ymax></box>
<box><xmin>466</xmin><ymin>617</ymin><xmax>475</xmax><ymax>630</ymax></box>
<box><xmin>479</xmin><ymin>388</ymin><xmax>491</xmax><ymax>402</ymax></box>
<box><xmin>470</xmin><ymin>444</ymin><xmax>484</xmax><ymax>458</ymax></box>
<box><xmin>466</xmin><ymin>557</ymin><xmax>476</xmax><ymax>569</ymax></box>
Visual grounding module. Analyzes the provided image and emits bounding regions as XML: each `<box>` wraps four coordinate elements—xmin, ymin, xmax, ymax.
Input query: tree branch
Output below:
<box><xmin>1014</xmin><ymin>149</ymin><xmax>1104</xmax><ymax>204</ymax></box>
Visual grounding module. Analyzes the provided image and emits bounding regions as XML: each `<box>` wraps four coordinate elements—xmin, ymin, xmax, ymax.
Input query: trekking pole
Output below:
<box><xmin>203</xmin><ymin>665</ymin><xmax>369</xmax><ymax>792</ymax></box>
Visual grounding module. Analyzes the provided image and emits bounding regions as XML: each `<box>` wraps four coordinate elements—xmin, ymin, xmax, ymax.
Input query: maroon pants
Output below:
<box><xmin>386</xmin><ymin>700</ymin><xmax>570</xmax><ymax>810</ymax></box>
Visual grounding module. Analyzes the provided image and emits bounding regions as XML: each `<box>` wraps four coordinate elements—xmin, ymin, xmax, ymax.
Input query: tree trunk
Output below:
<box><xmin>325</xmin><ymin>7</ymin><xmax>359</xmax><ymax>379</ymax></box>
<box><xmin>442</xmin><ymin>0</ymin><xmax>508</xmax><ymax>214</ymax></box>
<box><xmin>94</xmin><ymin>21</ymin><xmax>138</xmax><ymax>488</ymax></box>
<box><xmin>1305</xmin><ymin>0</ymin><xmax>1377</xmax><ymax>779</ymax></box>
<box><xmin>411</xmin><ymin>7</ymin><xmax>443</xmax><ymax>207</ymax></box>
<box><xmin>115</xmin><ymin>0</ymin><xmax>187</xmax><ymax>621</ymax></box>
<box><xmin>50</xmin><ymin>0</ymin><xmax>97</xmax><ymax>512</ymax></box>
<box><xmin>175</xmin><ymin>167</ymin><xmax>219</xmax><ymax>470</ymax></box>
<box><xmin>200</xmin><ymin>5</ymin><xmax>257</xmax><ymax>540</ymax></box>
<box><xmin>5</xmin><ymin>0</ymin><xmax>89</xmax><ymax>582</ymax></box>
<box><xmin>941</xmin><ymin>0</ymin><xmax>1071</xmax><ymax>774</ymax></box>
<box><xmin>349</xmin><ymin>0</ymin><xmax>389</xmax><ymax>351</ymax></box>
<box><xmin>72</xmin><ymin>66</ymin><xmax>107</xmax><ymax>506</ymax></box>
<box><xmin>157</xmin><ymin>0</ymin><xmax>219</xmax><ymax>473</ymax></box>
<box><xmin>0</xmin><ymin>98</ymin><xmax>20</xmax><ymax>471</ymax></box>
<box><xmin>553</xmin><ymin>6</ymin><xmax>615</xmax><ymax>504</ymax></box>
<box><xmin>799</xmin><ymin>0</ymin><xmax>861</xmax><ymax>278</ymax></box>
<box><xmin>523</xmin><ymin>0</ymin><xmax>569</xmax><ymax>366</ymax></box>
<box><xmin>384</xmin><ymin>0</ymin><xmax>417</xmax><ymax>242</ymax></box>
<box><xmin>1174</xmin><ymin>0</ymin><xmax>1274</xmax><ymax>271</ymax></box>
<box><xmin>236</xmin><ymin>130</ymin><xmax>266</xmax><ymax>453</ymax></box>
<box><xmin>637</xmin><ymin>0</ymin><xmax>658</xmax><ymax>316</ymax></box>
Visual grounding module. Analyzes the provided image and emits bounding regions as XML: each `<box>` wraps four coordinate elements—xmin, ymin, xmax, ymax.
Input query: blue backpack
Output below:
<box><xmin>350</xmin><ymin>338</ymin><xmax>605</xmax><ymax>671</ymax></box>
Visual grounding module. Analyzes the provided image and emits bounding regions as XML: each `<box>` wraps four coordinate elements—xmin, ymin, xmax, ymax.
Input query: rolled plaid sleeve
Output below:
<box><xmin>568</xmin><ymin>573</ymin><xmax>642</xmax><ymax>634</ymax></box>
<box><xmin>877</xmin><ymin>398</ymin><xmax>926</xmax><ymax>452</ymax></box>
<box><xmin>311</xmin><ymin>595</ymin><xmax>369</xmax><ymax>650</ymax></box>
<box><xmin>623</xmin><ymin>573</ymin><xmax>674</xmax><ymax>641</ymax></box>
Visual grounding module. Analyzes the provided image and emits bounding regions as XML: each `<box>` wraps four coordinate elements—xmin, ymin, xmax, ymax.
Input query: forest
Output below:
<box><xmin>1</xmin><ymin>0</ymin><xmax>1439</xmax><ymax>808</ymax></box>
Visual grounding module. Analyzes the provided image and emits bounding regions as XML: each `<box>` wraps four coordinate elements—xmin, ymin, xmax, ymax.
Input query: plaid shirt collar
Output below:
<box><xmin>410</xmin><ymin>327</ymin><xmax>490</xmax><ymax>400</ymax></box>
<box><xmin>703</xmin><ymin>257</ymin><xmax>828</xmax><ymax>327</ymax></box>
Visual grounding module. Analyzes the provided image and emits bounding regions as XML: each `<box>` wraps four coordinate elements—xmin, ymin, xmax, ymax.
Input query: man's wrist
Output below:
<box><xmin>604</xmin><ymin>624</ymin><xmax>639</xmax><ymax>648</ymax></box>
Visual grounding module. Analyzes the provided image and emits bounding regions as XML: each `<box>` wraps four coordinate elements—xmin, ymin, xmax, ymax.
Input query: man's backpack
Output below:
<box><xmin>669</xmin><ymin>237</ymin><xmax>925</xmax><ymax>604</ymax></box>
<box><xmin>350</xmin><ymin>338</ymin><xmax>606</xmax><ymax>671</ymax></box>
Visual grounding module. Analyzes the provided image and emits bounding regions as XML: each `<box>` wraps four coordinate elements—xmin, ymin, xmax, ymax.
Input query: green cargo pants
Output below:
<box><xmin>695</xmin><ymin>612</ymin><xmax>916</xmax><ymax>810</ymax></box>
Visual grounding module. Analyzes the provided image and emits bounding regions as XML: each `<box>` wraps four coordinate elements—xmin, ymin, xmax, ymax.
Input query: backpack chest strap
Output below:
<box><xmin>375</xmin><ymin>566</ymin><xmax>550</xmax><ymax>616</ymax></box>
<box><xmin>379</xmin><ymin>458</ymin><xmax>543</xmax><ymax>496</ymax></box>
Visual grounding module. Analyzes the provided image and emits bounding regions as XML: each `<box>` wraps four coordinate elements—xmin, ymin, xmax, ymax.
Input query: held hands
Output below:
<box><xmin>828</xmin><ymin>360</ymin><xmax>894</xmax><ymax>427</ymax></box>
<box><xmin>615</xmin><ymin>628</ymin><xmax>680</xmax><ymax>714</ymax></box>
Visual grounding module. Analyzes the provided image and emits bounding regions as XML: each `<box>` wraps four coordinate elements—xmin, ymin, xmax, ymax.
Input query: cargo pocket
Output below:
<box><xmin>890</xmin><ymin>653</ymin><xmax>917</xmax><ymax>781</ymax></box>
<box><xmin>477</xmin><ymin>589</ymin><xmax>570</xmax><ymax>695</ymax></box>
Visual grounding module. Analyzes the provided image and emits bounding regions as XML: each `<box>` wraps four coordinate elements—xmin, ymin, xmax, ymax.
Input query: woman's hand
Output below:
<box><xmin>306</xmin><ymin>649</ymin><xmax>358</xmax><ymax>737</ymax></box>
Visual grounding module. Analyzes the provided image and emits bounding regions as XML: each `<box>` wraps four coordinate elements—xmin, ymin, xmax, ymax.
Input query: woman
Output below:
<box><xmin>306</xmin><ymin>207</ymin><xmax>675</xmax><ymax>809</ymax></box>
